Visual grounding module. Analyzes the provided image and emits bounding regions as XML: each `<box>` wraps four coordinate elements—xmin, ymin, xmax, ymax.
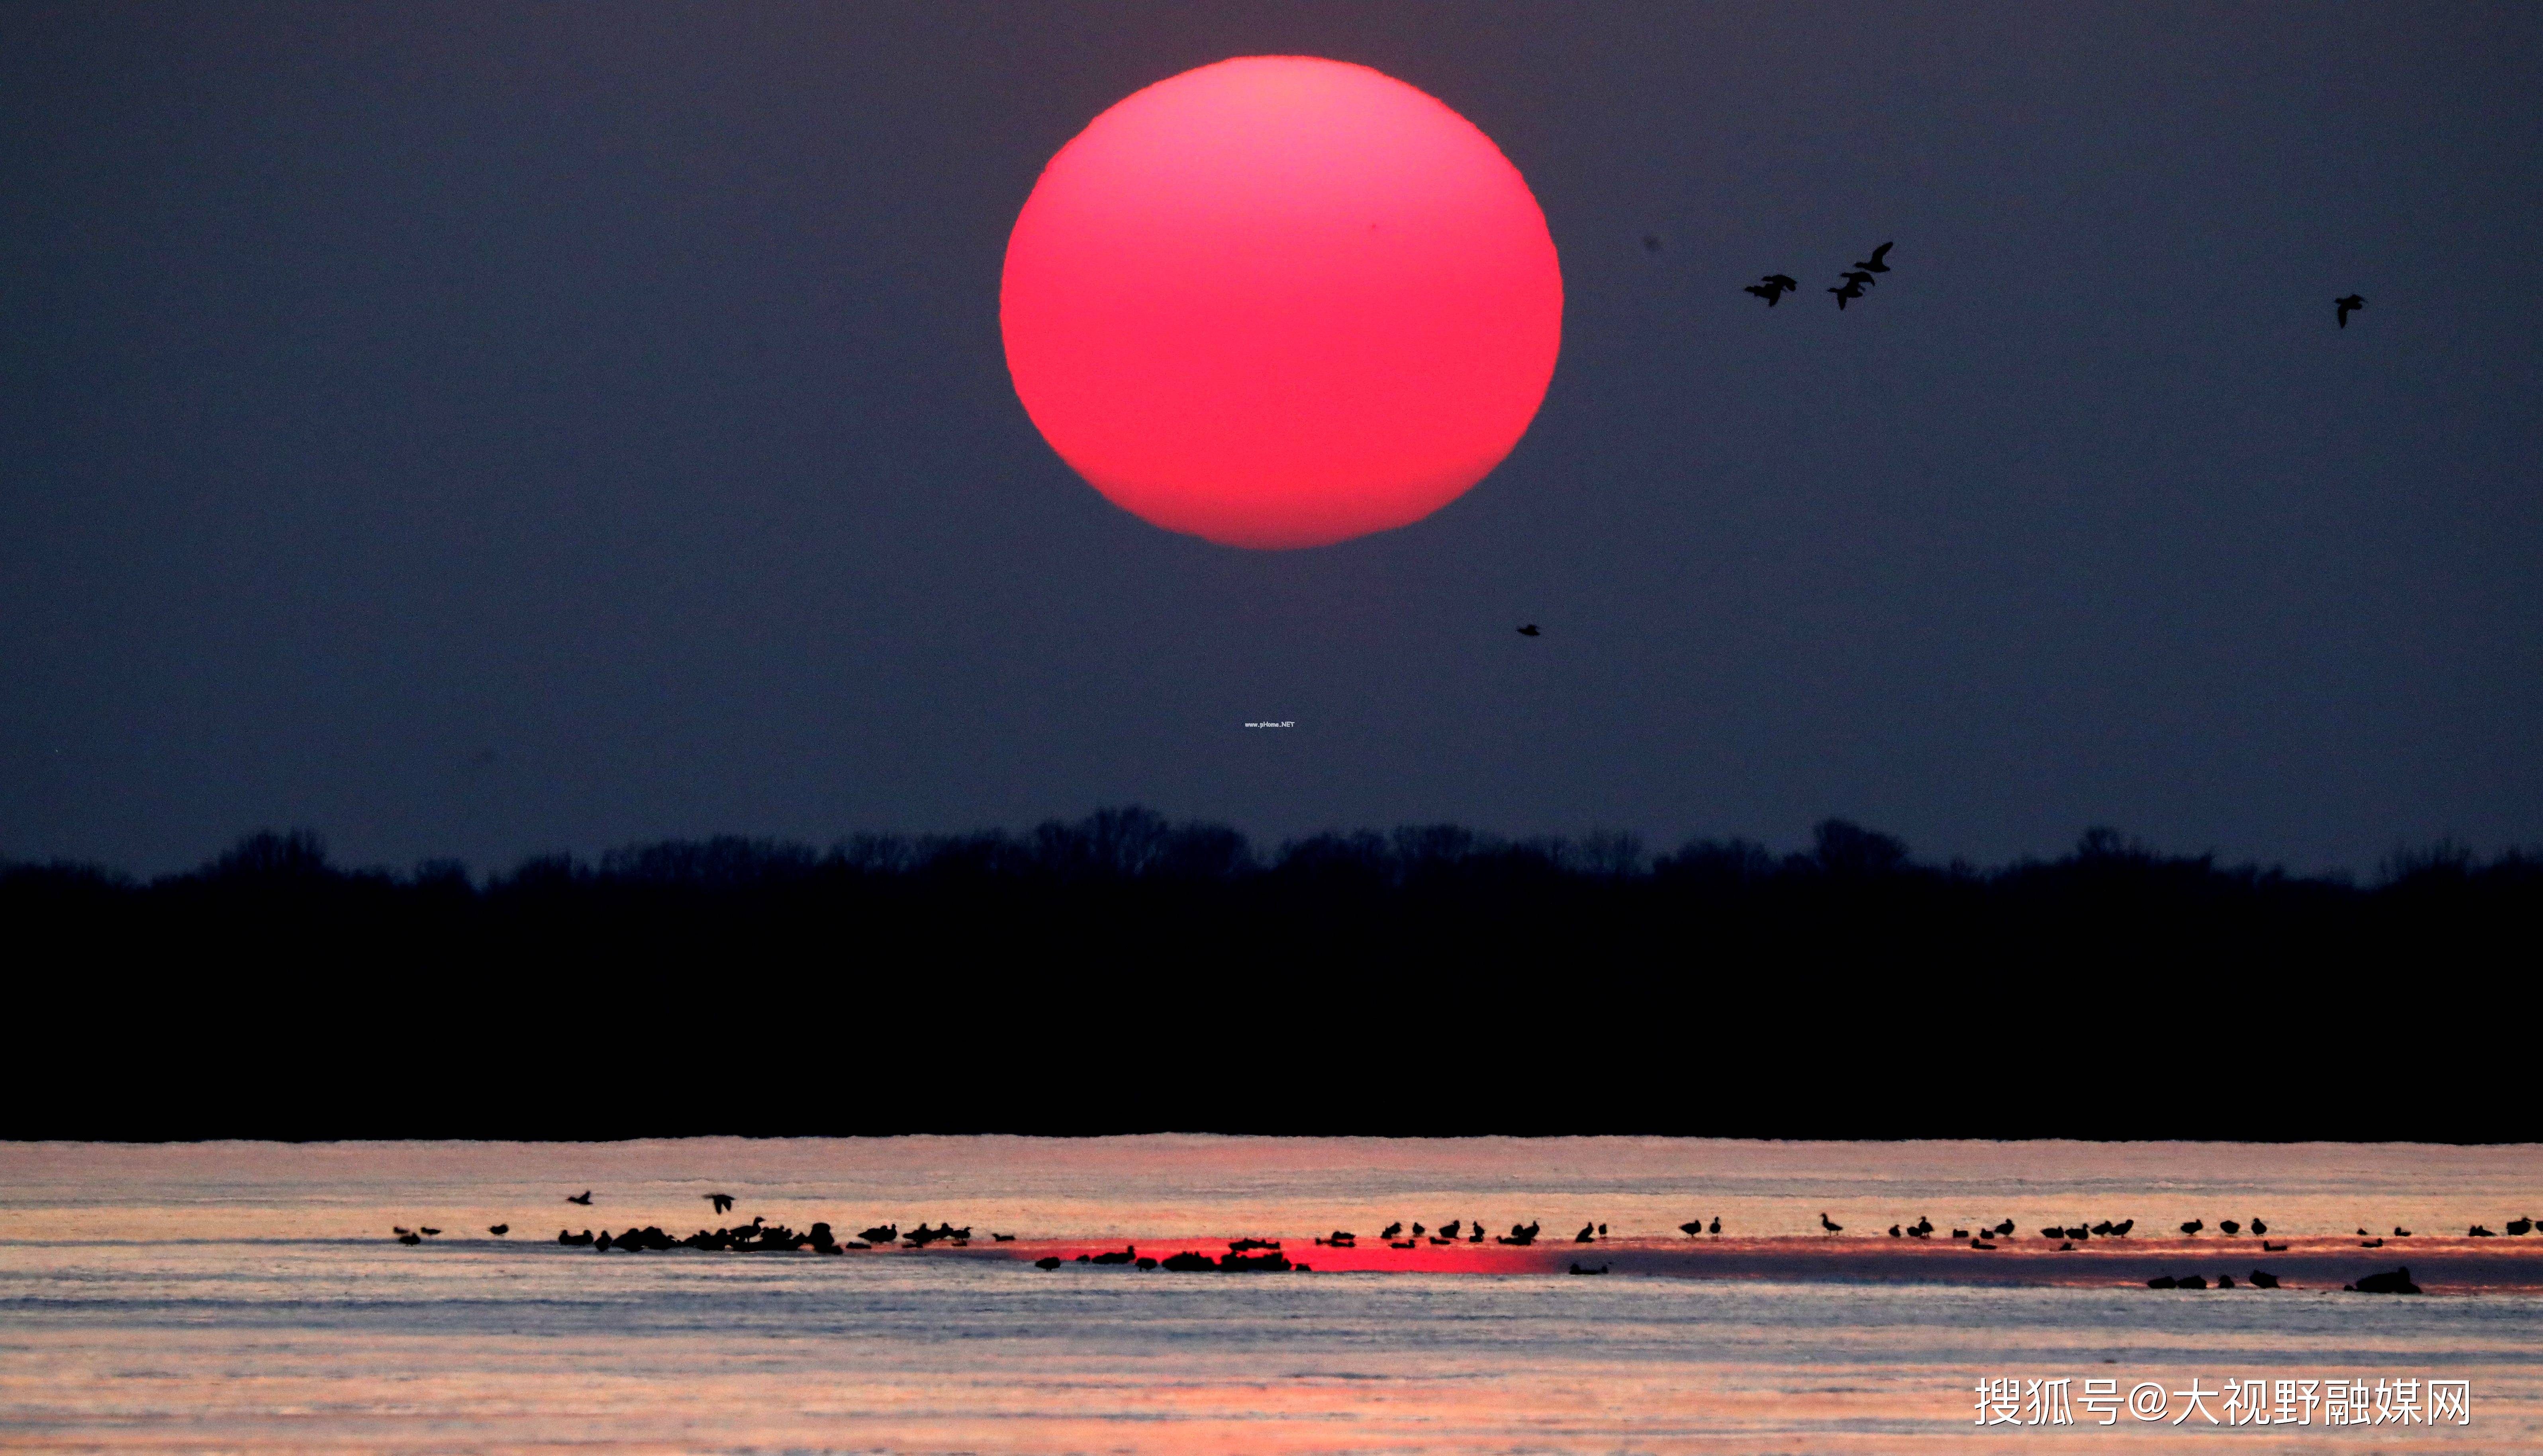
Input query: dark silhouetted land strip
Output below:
<box><xmin>5</xmin><ymin>812</ymin><xmax>2533</xmax><ymax>1142</ymax></box>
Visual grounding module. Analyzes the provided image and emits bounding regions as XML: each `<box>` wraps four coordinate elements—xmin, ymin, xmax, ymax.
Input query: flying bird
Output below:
<box><xmin>1516</xmin><ymin>624</ymin><xmax>1540</xmax><ymax>636</ymax></box>
<box><xmin>1745</xmin><ymin>274</ymin><xmax>1799</xmax><ymax>306</ymax></box>
<box><xmin>704</xmin><ymin>1193</ymin><xmax>735</xmax><ymax>1215</ymax></box>
<box><xmin>566</xmin><ymin>1191</ymin><xmax>593</xmax><ymax>1206</ymax></box>
<box><xmin>2336</xmin><ymin>294</ymin><xmax>2366</xmax><ymax>328</ymax></box>
<box><xmin>1829</xmin><ymin>278</ymin><xmax>1866</xmax><ymax>310</ymax></box>
<box><xmin>1855</xmin><ymin>241</ymin><xmax>1893</xmax><ymax>273</ymax></box>
<box><xmin>1840</xmin><ymin>269</ymin><xmax>1877</xmax><ymax>290</ymax></box>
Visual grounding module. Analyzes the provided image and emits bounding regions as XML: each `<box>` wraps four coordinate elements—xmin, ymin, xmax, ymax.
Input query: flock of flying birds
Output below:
<box><xmin>1514</xmin><ymin>237</ymin><xmax>2373</xmax><ymax>639</ymax></box>
<box><xmin>1735</xmin><ymin>239</ymin><xmax>1896</xmax><ymax>310</ymax></box>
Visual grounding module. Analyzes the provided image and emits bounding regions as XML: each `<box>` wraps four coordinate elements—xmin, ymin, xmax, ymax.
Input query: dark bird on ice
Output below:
<box><xmin>1829</xmin><ymin>278</ymin><xmax>1865</xmax><ymax>309</ymax></box>
<box><xmin>2336</xmin><ymin>294</ymin><xmax>2366</xmax><ymax>327</ymax></box>
<box><xmin>2219</xmin><ymin>1220</ymin><xmax>2241</xmax><ymax>1236</ymax></box>
<box><xmin>2180</xmin><ymin>1219</ymin><xmax>2204</xmax><ymax>1235</ymax></box>
<box><xmin>566</xmin><ymin>1191</ymin><xmax>592</xmax><ymax>1206</ymax></box>
<box><xmin>392</xmin><ymin>1227</ymin><xmax>411</xmax><ymax>1237</ymax></box>
<box><xmin>2250</xmin><ymin>1270</ymin><xmax>2281</xmax><ymax>1288</ymax></box>
<box><xmin>1577</xmin><ymin>1223</ymin><xmax>1597</xmax><ymax>1243</ymax></box>
<box><xmin>1819</xmin><ymin>1212</ymin><xmax>1843</xmax><ymax>1235</ymax></box>
<box><xmin>1854</xmin><ymin>242</ymin><xmax>1893</xmax><ymax>273</ymax></box>
<box><xmin>1381</xmin><ymin>1222</ymin><xmax>1403</xmax><ymax>1239</ymax></box>
<box><xmin>705</xmin><ymin>1193</ymin><xmax>735</xmax><ymax>1215</ymax></box>
<box><xmin>2507</xmin><ymin>1217</ymin><xmax>2533</xmax><ymax>1236</ymax></box>
<box><xmin>1034</xmin><ymin>1256</ymin><xmax>1062</xmax><ymax>1270</ymax></box>
<box><xmin>488</xmin><ymin>1225</ymin><xmax>509</xmax><ymax>1236</ymax></box>
<box><xmin>1679</xmin><ymin>1221</ymin><xmax>1704</xmax><ymax>1237</ymax></box>
<box><xmin>2249</xmin><ymin>1218</ymin><xmax>2267</xmax><ymax>1236</ymax></box>
<box><xmin>2261</xmin><ymin>1241</ymin><xmax>2287</xmax><ymax>1252</ymax></box>
<box><xmin>418</xmin><ymin>1227</ymin><xmax>440</xmax><ymax>1237</ymax></box>
<box><xmin>1516</xmin><ymin>624</ymin><xmax>1540</xmax><ymax>636</ymax></box>
<box><xmin>397</xmin><ymin>1232</ymin><xmax>421</xmax><ymax>1245</ymax></box>
<box><xmin>2395</xmin><ymin>1227</ymin><xmax>2413</xmax><ymax>1237</ymax></box>
<box><xmin>1709</xmin><ymin>1217</ymin><xmax>1721</xmax><ymax>1235</ymax></box>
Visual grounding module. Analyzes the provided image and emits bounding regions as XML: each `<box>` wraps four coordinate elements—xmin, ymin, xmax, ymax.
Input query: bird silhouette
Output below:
<box><xmin>393</xmin><ymin>1227</ymin><xmax>411</xmax><ymax>1237</ymax></box>
<box><xmin>2508</xmin><ymin>1217</ymin><xmax>2533</xmax><ymax>1236</ymax></box>
<box><xmin>397</xmin><ymin>1231</ymin><xmax>421</xmax><ymax>1245</ymax></box>
<box><xmin>1819</xmin><ymin>1212</ymin><xmax>1843</xmax><ymax>1235</ymax></box>
<box><xmin>488</xmin><ymin>1224</ymin><xmax>509</xmax><ymax>1236</ymax></box>
<box><xmin>2219</xmin><ymin>1220</ymin><xmax>2241</xmax><ymax>1236</ymax></box>
<box><xmin>2250</xmin><ymin>1270</ymin><xmax>2280</xmax><ymax>1289</ymax></box>
<box><xmin>418</xmin><ymin>1227</ymin><xmax>440</xmax><ymax>1237</ymax></box>
<box><xmin>1381</xmin><ymin>1222</ymin><xmax>1403</xmax><ymax>1239</ymax></box>
<box><xmin>1679</xmin><ymin>1220</ymin><xmax>1704</xmax><ymax>1237</ymax></box>
<box><xmin>1855</xmin><ymin>241</ymin><xmax>1893</xmax><ymax>273</ymax></box>
<box><xmin>2180</xmin><ymin>1219</ymin><xmax>2204</xmax><ymax>1235</ymax></box>
<box><xmin>705</xmin><ymin>1193</ymin><xmax>735</xmax><ymax>1215</ymax></box>
<box><xmin>1576</xmin><ymin>1222</ymin><xmax>1597</xmax><ymax>1243</ymax></box>
<box><xmin>566</xmin><ymin>1191</ymin><xmax>592</xmax><ymax>1206</ymax></box>
<box><xmin>2336</xmin><ymin>294</ymin><xmax>2366</xmax><ymax>328</ymax></box>
<box><xmin>1840</xmin><ymin>269</ymin><xmax>1876</xmax><ymax>290</ymax></box>
<box><xmin>1829</xmin><ymin>278</ymin><xmax>1866</xmax><ymax>310</ymax></box>
<box><xmin>1709</xmin><ymin>1217</ymin><xmax>1721</xmax><ymax>1235</ymax></box>
<box><xmin>1745</xmin><ymin>274</ymin><xmax>1799</xmax><ymax>307</ymax></box>
<box><xmin>2249</xmin><ymin>1218</ymin><xmax>2267</xmax><ymax>1236</ymax></box>
<box><xmin>1516</xmin><ymin>624</ymin><xmax>1540</xmax><ymax>636</ymax></box>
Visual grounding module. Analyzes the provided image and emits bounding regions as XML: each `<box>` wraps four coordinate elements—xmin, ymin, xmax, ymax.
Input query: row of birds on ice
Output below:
<box><xmin>383</xmin><ymin>1194</ymin><xmax>2537</xmax><ymax>1249</ymax></box>
<box><xmin>1668</xmin><ymin>235</ymin><xmax>2367</xmax><ymax>326</ymax></box>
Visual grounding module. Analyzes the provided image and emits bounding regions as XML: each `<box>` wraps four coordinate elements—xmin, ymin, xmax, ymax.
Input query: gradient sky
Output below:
<box><xmin>4</xmin><ymin>1</ymin><xmax>2538</xmax><ymax>875</ymax></box>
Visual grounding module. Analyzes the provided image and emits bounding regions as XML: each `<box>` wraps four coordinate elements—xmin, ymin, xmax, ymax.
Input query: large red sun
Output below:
<box><xmin>1001</xmin><ymin>57</ymin><xmax>1563</xmax><ymax>549</ymax></box>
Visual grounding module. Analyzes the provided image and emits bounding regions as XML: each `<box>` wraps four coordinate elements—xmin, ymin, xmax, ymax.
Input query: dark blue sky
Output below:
<box><xmin>5</xmin><ymin>2</ymin><xmax>2537</xmax><ymax>875</ymax></box>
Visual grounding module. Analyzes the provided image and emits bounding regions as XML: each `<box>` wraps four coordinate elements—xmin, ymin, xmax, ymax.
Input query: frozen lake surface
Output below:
<box><xmin>3</xmin><ymin>1135</ymin><xmax>2537</xmax><ymax>1452</ymax></box>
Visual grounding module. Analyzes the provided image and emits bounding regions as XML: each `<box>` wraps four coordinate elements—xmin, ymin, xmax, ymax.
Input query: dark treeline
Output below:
<box><xmin>8</xmin><ymin>808</ymin><xmax>2535</xmax><ymax>1144</ymax></box>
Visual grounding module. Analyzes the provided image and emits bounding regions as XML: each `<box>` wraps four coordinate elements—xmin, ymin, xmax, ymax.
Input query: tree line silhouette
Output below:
<box><xmin>7</xmin><ymin>808</ymin><xmax>2531</xmax><ymax>1142</ymax></box>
